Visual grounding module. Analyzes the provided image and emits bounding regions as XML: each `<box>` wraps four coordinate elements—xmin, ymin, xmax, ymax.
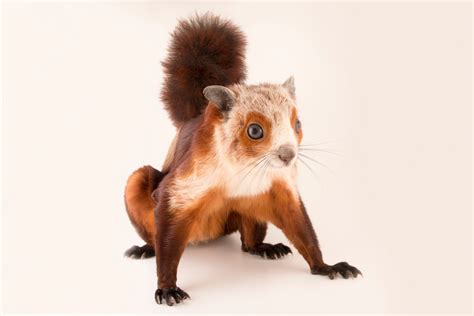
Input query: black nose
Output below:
<box><xmin>277</xmin><ymin>145</ymin><xmax>296</xmax><ymax>164</ymax></box>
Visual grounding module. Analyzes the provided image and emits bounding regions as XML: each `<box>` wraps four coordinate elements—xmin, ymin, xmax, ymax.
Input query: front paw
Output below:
<box><xmin>243</xmin><ymin>243</ymin><xmax>292</xmax><ymax>259</ymax></box>
<box><xmin>311</xmin><ymin>262</ymin><xmax>362</xmax><ymax>279</ymax></box>
<box><xmin>155</xmin><ymin>287</ymin><xmax>190</xmax><ymax>306</ymax></box>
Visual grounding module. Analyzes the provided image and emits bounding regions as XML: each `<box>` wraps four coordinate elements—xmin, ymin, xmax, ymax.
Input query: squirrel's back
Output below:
<box><xmin>161</xmin><ymin>13</ymin><xmax>247</xmax><ymax>126</ymax></box>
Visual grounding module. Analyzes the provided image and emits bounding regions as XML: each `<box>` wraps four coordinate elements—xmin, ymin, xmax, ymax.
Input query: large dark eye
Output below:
<box><xmin>295</xmin><ymin>119</ymin><xmax>301</xmax><ymax>134</ymax></box>
<box><xmin>247</xmin><ymin>123</ymin><xmax>264</xmax><ymax>140</ymax></box>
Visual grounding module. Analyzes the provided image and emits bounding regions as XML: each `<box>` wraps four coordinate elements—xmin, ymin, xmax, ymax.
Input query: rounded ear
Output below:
<box><xmin>203</xmin><ymin>85</ymin><xmax>236</xmax><ymax>112</ymax></box>
<box><xmin>282</xmin><ymin>76</ymin><xmax>295</xmax><ymax>99</ymax></box>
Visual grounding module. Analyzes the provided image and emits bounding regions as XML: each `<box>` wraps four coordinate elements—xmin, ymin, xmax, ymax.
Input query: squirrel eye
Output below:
<box><xmin>247</xmin><ymin>123</ymin><xmax>264</xmax><ymax>140</ymax></box>
<box><xmin>295</xmin><ymin>119</ymin><xmax>301</xmax><ymax>133</ymax></box>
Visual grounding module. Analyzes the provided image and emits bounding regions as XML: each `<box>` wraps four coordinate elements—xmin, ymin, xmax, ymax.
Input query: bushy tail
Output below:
<box><xmin>161</xmin><ymin>13</ymin><xmax>247</xmax><ymax>126</ymax></box>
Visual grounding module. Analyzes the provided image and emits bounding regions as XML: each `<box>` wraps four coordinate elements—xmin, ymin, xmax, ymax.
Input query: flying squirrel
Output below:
<box><xmin>124</xmin><ymin>13</ymin><xmax>361</xmax><ymax>306</ymax></box>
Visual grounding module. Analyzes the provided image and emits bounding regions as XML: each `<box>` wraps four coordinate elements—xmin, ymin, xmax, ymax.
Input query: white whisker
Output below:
<box><xmin>298</xmin><ymin>153</ymin><xmax>335</xmax><ymax>175</ymax></box>
<box><xmin>298</xmin><ymin>148</ymin><xmax>342</xmax><ymax>157</ymax></box>
<box><xmin>298</xmin><ymin>157</ymin><xmax>319</xmax><ymax>181</ymax></box>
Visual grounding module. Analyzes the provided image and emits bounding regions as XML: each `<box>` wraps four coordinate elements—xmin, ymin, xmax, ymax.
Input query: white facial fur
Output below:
<box><xmin>219</xmin><ymin>82</ymin><xmax>300</xmax><ymax>197</ymax></box>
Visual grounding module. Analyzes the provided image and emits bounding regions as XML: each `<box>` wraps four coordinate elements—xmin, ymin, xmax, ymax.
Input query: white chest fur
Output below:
<box><xmin>170</xmin><ymin>157</ymin><xmax>298</xmax><ymax>210</ymax></box>
<box><xmin>224</xmin><ymin>159</ymin><xmax>297</xmax><ymax>198</ymax></box>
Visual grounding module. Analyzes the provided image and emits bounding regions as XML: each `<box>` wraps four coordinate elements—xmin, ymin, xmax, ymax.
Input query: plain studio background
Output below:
<box><xmin>1</xmin><ymin>1</ymin><xmax>472</xmax><ymax>314</ymax></box>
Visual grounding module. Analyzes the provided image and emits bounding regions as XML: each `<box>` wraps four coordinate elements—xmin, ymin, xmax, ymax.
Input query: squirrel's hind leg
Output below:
<box><xmin>230</xmin><ymin>213</ymin><xmax>293</xmax><ymax>259</ymax></box>
<box><xmin>124</xmin><ymin>165</ymin><xmax>165</xmax><ymax>248</ymax></box>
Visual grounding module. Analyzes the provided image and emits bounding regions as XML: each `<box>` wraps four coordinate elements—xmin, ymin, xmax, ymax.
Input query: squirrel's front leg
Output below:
<box><xmin>273</xmin><ymin>195</ymin><xmax>361</xmax><ymax>279</ymax></box>
<box><xmin>153</xmin><ymin>195</ymin><xmax>192</xmax><ymax>306</ymax></box>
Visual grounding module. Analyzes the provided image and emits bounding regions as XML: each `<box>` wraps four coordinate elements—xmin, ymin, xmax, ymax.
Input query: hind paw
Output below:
<box><xmin>243</xmin><ymin>242</ymin><xmax>292</xmax><ymax>259</ymax></box>
<box><xmin>124</xmin><ymin>244</ymin><xmax>155</xmax><ymax>259</ymax></box>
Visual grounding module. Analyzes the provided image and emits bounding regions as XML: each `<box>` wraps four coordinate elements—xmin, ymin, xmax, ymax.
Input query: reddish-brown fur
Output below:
<box><xmin>124</xmin><ymin>105</ymin><xmax>227</xmax><ymax>246</ymax></box>
<box><xmin>125</xmin><ymin>110</ymin><xmax>326</xmax><ymax>283</ymax></box>
<box><xmin>124</xmin><ymin>13</ymin><xmax>360</xmax><ymax>306</ymax></box>
<box><xmin>125</xmin><ymin>97</ymin><xmax>359</xmax><ymax>305</ymax></box>
<box><xmin>148</xmin><ymin>168</ymin><xmax>326</xmax><ymax>290</ymax></box>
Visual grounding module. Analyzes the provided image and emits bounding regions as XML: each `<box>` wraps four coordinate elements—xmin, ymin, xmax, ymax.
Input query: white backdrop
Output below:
<box><xmin>2</xmin><ymin>2</ymin><xmax>472</xmax><ymax>314</ymax></box>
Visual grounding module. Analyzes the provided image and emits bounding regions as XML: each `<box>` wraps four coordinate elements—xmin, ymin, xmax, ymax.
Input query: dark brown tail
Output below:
<box><xmin>161</xmin><ymin>13</ymin><xmax>247</xmax><ymax>126</ymax></box>
<box><xmin>124</xmin><ymin>166</ymin><xmax>164</xmax><ymax>246</ymax></box>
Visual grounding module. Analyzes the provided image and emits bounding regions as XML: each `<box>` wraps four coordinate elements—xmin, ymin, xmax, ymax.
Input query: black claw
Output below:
<box><xmin>165</xmin><ymin>294</ymin><xmax>174</xmax><ymax>306</ymax></box>
<box><xmin>124</xmin><ymin>244</ymin><xmax>155</xmax><ymax>259</ymax></box>
<box><xmin>155</xmin><ymin>289</ymin><xmax>163</xmax><ymax>304</ymax></box>
<box><xmin>278</xmin><ymin>243</ymin><xmax>292</xmax><ymax>255</ymax></box>
<box><xmin>170</xmin><ymin>292</ymin><xmax>180</xmax><ymax>303</ymax></box>
<box><xmin>124</xmin><ymin>245</ymin><xmax>139</xmax><ymax>257</ymax></box>
<box><xmin>266</xmin><ymin>248</ymin><xmax>276</xmax><ymax>259</ymax></box>
<box><xmin>352</xmin><ymin>267</ymin><xmax>362</xmax><ymax>277</ymax></box>
<box><xmin>273</xmin><ymin>244</ymin><xmax>285</xmax><ymax>257</ymax></box>
<box><xmin>312</xmin><ymin>262</ymin><xmax>361</xmax><ymax>280</ymax></box>
<box><xmin>245</xmin><ymin>243</ymin><xmax>292</xmax><ymax>260</ymax></box>
<box><xmin>155</xmin><ymin>287</ymin><xmax>190</xmax><ymax>306</ymax></box>
<box><xmin>177</xmin><ymin>288</ymin><xmax>190</xmax><ymax>300</ymax></box>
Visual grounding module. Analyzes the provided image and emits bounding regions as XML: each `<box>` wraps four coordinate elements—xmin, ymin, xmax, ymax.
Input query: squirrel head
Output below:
<box><xmin>203</xmin><ymin>76</ymin><xmax>302</xmax><ymax>171</ymax></box>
